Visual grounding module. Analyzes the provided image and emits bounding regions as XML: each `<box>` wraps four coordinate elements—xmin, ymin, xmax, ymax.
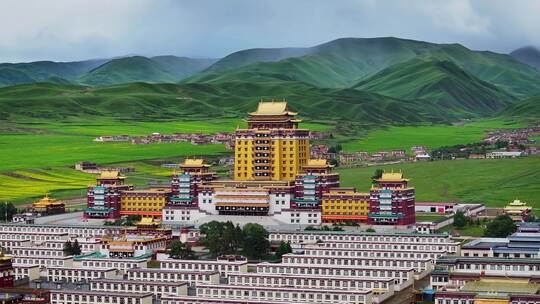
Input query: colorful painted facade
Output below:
<box><xmin>292</xmin><ymin>159</ymin><xmax>340</xmax><ymax>209</ymax></box>
<box><xmin>321</xmin><ymin>188</ymin><xmax>370</xmax><ymax>224</ymax></box>
<box><xmin>234</xmin><ymin>101</ymin><xmax>310</xmax><ymax>181</ymax></box>
<box><xmin>120</xmin><ymin>188</ymin><xmax>172</xmax><ymax>218</ymax></box>
<box><xmin>368</xmin><ymin>172</ymin><xmax>416</xmax><ymax>225</ymax></box>
<box><xmin>170</xmin><ymin>159</ymin><xmax>217</xmax><ymax>207</ymax></box>
<box><xmin>85</xmin><ymin>171</ymin><xmax>133</xmax><ymax>219</ymax></box>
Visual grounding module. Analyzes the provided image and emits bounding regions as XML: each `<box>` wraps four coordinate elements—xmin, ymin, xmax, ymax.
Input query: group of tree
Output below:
<box><xmin>327</xmin><ymin>144</ymin><xmax>343</xmax><ymax>154</ymax></box>
<box><xmin>168</xmin><ymin>240</ymin><xmax>197</xmax><ymax>259</ymax></box>
<box><xmin>199</xmin><ymin>221</ymin><xmax>270</xmax><ymax>260</ymax></box>
<box><xmin>453</xmin><ymin>211</ymin><xmax>483</xmax><ymax>228</ymax></box>
<box><xmin>0</xmin><ymin>202</ymin><xmax>18</xmax><ymax>221</ymax></box>
<box><xmin>63</xmin><ymin>240</ymin><xmax>82</xmax><ymax>256</ymax></box>
<box><xmin>453</xmin><ymin>210</ymin><xmax>517</xmax><ymax>238</ymax></box>
<box><xmin>484</xmin><ymin>215</ymin><xmax>517</xmax><ymax>237</ymax></box>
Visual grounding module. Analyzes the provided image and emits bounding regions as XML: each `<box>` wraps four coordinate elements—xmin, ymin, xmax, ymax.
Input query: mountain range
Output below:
<box><xmin>0</xmin><ymin>37</ymin><xmax>539</xmax><ymax>125</ymax></box>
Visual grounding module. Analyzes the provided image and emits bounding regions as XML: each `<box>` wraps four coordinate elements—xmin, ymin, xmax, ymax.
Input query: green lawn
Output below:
<box><xmin>337</xmin><ymin>156</ymin><xmax>540</xmax><ymax>208</ymax></box>
<box><xmin>342</xmin><ymin>119</ymin><xmax>526</xmax><ymax>153</ymax></box>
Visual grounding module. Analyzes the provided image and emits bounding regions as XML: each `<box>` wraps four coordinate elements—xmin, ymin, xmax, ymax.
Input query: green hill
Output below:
<box><xmin>77</xmin><ymin>56</ymin><xmax>218</xmax><ymax>86</ymax></box>
<box><xmin>0</xmin><ymin>59</ymin><xmax>107</xmax><ymax>87</ymax></box>
<box><xmin>501</xmin><ymin>96</ymin><xmax>540</xmax><ymax>120</ymax></box>
<box><xmin>151</xmin><ymin>56</ymin><xmax>218</xmax><ymax>79</ymax></box>
<box><xmin>190</xmin><ymin>37</ymin><xmax>540</xmax><ymax>97</ymax></box>
<box><xmin>77</xmin><ymin>56</ymin><xmax>178</xmax><ymax>86</ymax></box>
<box><xmin>203</xmin><ymin>47</ymin><xmax>311</xmax><ymax>73</ymax></box>
<box><xmin>0</xmin><ymin>81</ymin><xmax>452</xmax><ymax>124</ymax></box>
<box><xmin>0</xmin><ymin>56</ymin><xmax>217</xmax><ymax>87</ymax></box>
<box><xmin>353</xmin><ymin>59</ymin><xmax>515</xmax><ymax>115</ymax></box>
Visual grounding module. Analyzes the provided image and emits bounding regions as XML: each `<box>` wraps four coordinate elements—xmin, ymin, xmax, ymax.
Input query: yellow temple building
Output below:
<box><xmin>234</xmin><ymin>101</ymin><xmax>310</xmax><ymax>181</ymax></box>
<box><xmin>503</xmin><ymin>199</ymin><xmax>532</xmax><ymax>221</ymax></box>
<box><xmin>32</xmin><ymin>195</ymin><xmax>65</xmax><ymax>215</ymax></box>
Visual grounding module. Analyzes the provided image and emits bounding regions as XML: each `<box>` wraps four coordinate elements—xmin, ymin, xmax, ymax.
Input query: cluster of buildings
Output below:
<box><xmin>0</xmin><ymin>221</ymin><xmax>464</xmax><ymax>304</ymax></box>
<box><xmin>94</xmin><ymin>132</ymin><xmax>234</xmax><ymax>148</ymax></box>
<box><xmin>431</xmin><ymin>222</ymin><xmax>540</xmax><ymax>303</ymax></box>
<box><xmin>94</xmin><ymin>129</ymin><xmax>329</xmax><ymax>150</ymax></box>
<box><xmin>483</xmin><ymin>126</ymin><xmax>540</xmax><ymax>146</ymax></box>
<box><xmin>310</xmin><ymin>145</ymin><xmax>432</xmax><ymax>165</ymax></box>
<box><xmin>84</xmin><ymin>102</ymin><xmax>416</xmax><ymax>226</ymax></box>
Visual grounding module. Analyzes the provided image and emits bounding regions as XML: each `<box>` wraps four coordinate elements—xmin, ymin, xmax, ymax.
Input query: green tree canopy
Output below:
<box><xmin>0</xmin><ymin>203</ymin><xmax>18</xmax><ymax>221</ymax></box>
<box><xmin>484</xmin><ymin>215</ymin><xmax>517</xmax><ymax>238</ymax></box>
<box><xmin>199</xmin><ymin>221</ymin><xmax>239</xmax><ymax>257</ymax></box>
<box><xmin>169</xmin><ymin>240</ymin><xmax>196</xmax><ymax>259</ymax></box>
<box><xmin>63</xmin><ymin>241</ymin><xmax>73</xmax><ymax>256</ymax></box>
<box><xmin>242</xmin><ymin>223</ymin><xmax>270</xmax><ymax>260</ymax></box>
<box><xmin>71</xmin><ymin>239</ymin><xmax>82</xmax><ymax>255</ymax></box>
<box><xmin>453</xmin><ymin>211</ymin><xmax>468</xmax><ymax>228</ymax></box>
<box><xmin>274</xmin><ymin>241</ymin><xmax>292</xmax><ymax>261</ymax></box>
<box><xmin>371</xmin><ymin>169</ymin><xmax>384</xmax><ymax>180</ymax></box>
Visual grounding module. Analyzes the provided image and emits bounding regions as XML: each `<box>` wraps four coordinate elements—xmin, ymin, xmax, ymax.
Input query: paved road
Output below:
<box><xmin>34</xmin><ymin>212</ymin><xmax>106</xmax><ymax>225</ymax></box>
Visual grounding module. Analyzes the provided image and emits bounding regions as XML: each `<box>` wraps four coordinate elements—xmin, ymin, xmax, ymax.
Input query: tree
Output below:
<box><xmin>71</xmin><ymin>239</ymin><xmax>82</xmax><ymax>255</ymax></box>
<box><xmin>484</xmin><ymin>215</ymin><xmax>517</xmax><ymax>237</ymax></box>
<box><xmin>453</xmin><ymin>211</ymin><xmax>468</xmax><ymax>228</ymax></box>
<box><xmin>274</xmin><ymin>241</ymin><xmax>292</xmax><ymax>261</ymax></box>
<box><xmin>242</xmin><ymin>223</ymin><xmax>270</xmax><ymax>260</ymax></box>
<box><xmin>328</xmin><ymin>158</ymin><xmax>339</xmax><ymax>167</ymax></box>
<box><xmin>199</xmin><ymin>221</ymin><xmax>240</xmax><ymax>257</ymax></box>
<box><xmin>63</xmin><ymin>241</ymin><xmax>73</xmax><ymax>256</ymax></box>
<box><xmin>366</xmin><ymin>228</ymin><xmax>376</xmax><ymax>233</ymax></box>
<box><xmin>169</xmin><ymin>240</ymin><xmax>196</xmax><ymax>259</ymax></box>
<box><xmin>371</xmin><ymin>169</ymin><xmax>384</xmax><ymax>180</ymax></box>
<box><xmin>0</xmin><ymin>203</ymin><xmax>18</xmax><ymax>221</ymax></box>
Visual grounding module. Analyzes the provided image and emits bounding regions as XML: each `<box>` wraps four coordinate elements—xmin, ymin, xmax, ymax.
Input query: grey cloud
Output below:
<box><xmin>0</xmin><ymin>0</ymin><xmax>538</xmax><ymax>62</ymax></box>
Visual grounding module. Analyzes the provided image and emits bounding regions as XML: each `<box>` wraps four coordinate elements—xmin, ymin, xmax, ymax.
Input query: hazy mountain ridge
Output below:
<box><xmin>0</xmin><ymin>37</ymin><xmax>539</xmax><ymax>124</ymax></box>
<box><xmin>510</xmin><ymin>46</ymin><xmax>540</xmax><ymax>70</ymax></box>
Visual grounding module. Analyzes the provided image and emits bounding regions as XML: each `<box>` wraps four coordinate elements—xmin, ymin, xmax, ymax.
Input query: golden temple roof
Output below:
<box><xmin>136</xmin><ymin>217</ymin><xmax>161</xmax><ymax>226</ymax></box>
<box><xmin>304</xmin><ymin>159</ymin><xmax>332</xmax><ymax>168</ymax></box>
<box><xmin>181</xmin><ymin>159</ymin><xmax>209</xmax><ymax>167</ymax></box>
<box><xmin>375</xmin><ymin>171</ymin><xmax>410</xmax><ymax>182</ymax></box>
<box><xmin>504</xmin><ymin>199</ymin><xmax>532</xmax><ymax>211</ymax></box>
<box><xmin>33</xmin><ymin>195</ymin><xmax>64</xmax><ymax>207</ymax></box>
<box><xmin>249</xmin><ymin>101</ymin><xmax>297</xmax><ymax>116</ymax></box>
<box><xmin>98</xmin><ymin>170</ymin><xmax>124</xmax><ymax>179</ymax></box>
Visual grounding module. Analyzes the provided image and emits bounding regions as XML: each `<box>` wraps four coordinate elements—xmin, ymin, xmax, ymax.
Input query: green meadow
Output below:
<box><xmin>0</xmin><ymin>119</ymin><xmax>331</xmax><ymax>203</ymax></box>
<box><xmin>337</xmin><ymin>156</ymin><xmax>540</xmax><ymax>208</ymax></box>
<box><xmin>0</xmin><ymin>117</ymin><xmax>535</xmax><ymax>206</ymax></box>
<box><xmin>342</xmin><ymin>119</ymin><xmax>526</xmax><ymax>153</ymax></box>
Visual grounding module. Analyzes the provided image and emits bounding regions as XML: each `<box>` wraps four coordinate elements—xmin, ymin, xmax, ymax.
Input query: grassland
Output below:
<box><xmin>0</xmin><ymin>116</ymin><xmax>535</xmax><ymax>205</ymax></box>
<box><xmin>342</xmin><ymin>119</ymin><xmax>526</xmax><ymax>153</ymax></box>
<box><xmin>337</xmin><ymin>156</ymin><xmax>540</xmax><ymax>208</ymax></box>
<box><xmin>0</xmin><ymin>118</ymin><xmax>332</xmax><ymax>203</ymax></box>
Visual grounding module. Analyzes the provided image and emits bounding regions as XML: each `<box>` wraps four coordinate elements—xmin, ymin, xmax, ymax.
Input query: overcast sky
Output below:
<box><xmin>0</xmin><ymin>0</ymin><xmax>539</xmax><ymax>62</ymax></box>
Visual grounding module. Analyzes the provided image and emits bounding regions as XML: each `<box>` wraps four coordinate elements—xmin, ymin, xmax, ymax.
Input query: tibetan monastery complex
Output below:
<box><xmin>84</xmin><ymin>101</ymin><xmax>416</xmax><ymax>226</ymax></box>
